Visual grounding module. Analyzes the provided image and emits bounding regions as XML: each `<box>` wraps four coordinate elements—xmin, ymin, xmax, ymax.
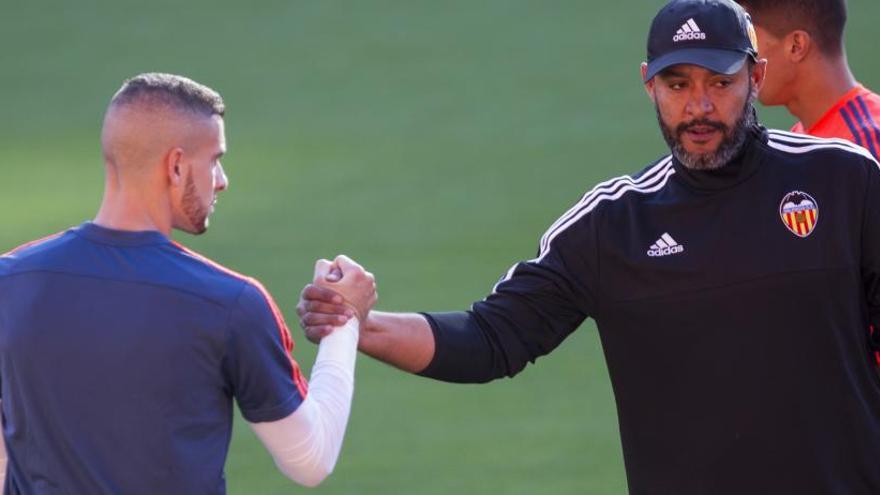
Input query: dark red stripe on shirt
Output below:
<box><xmin>2</xmin><ymin>231</ymin><xmax>66</xmax><ymax>257</ymax></box>
<box><xmin>846</xmin><ymin>100</ymin><xmax>879</xmax><ymax>159</ymax></box>
<box><xmin>839</xmin><ymin>106</ymin><xmax>865</xmax><ymax>148</ymax></box>
<box><xmin>855</xmin><ymin>96</ymin><xmax>880</xmax><ymax>159</ymax></box>
<box><xmin>170</xmin><ymin>241</ymin><xmax>309</xmax><ymax>398</ymax></box>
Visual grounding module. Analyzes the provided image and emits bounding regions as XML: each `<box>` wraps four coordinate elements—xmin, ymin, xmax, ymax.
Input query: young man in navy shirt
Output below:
<box><xmin>0</xmin><ymin>73</ymin><xmax>375</xmax><ymax>494</ymax></box>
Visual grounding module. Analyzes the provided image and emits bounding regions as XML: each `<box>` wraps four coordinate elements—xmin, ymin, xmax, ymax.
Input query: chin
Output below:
<box><xmin>683</xmin><ymin>141</ymin><xmax>722</xmax><ymax>156</ymax></box>
<box><xmin>176</xmin><ymin>217</ymin><xmax>209</xmax><ymax>236</ymax></box>
<box><xmin>193</xmin><ymin>220</ymin><xmax>209</xmax><ymax>235</ymax></box>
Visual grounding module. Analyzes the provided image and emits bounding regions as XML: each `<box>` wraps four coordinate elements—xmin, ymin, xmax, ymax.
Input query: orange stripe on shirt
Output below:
<box><xmin>2</xmin><ymin>231</ymin><xmax>67</xmax><ymax>258</ymax></box>
<box><xmin>170</xmin><ymin>241</ymin><xmax>309</xmax><ymax>398</ymax></box>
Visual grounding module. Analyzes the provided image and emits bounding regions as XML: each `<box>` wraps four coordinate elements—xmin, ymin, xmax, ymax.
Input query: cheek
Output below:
<box><xmin>654</xmin><ymin>91</ymin><xmax>682</xmax><ymax>120</ymax></box>
<box><xmin>758</xmin><ymin>68</ymin><xmax>784</xmax><ymax>104</ymax></box>
<box><xmin>192</xmin><ymin>169</ymin><xmax>213</xmax><ymax>198</ymax></box>
<box><xmin>759</xmin><ymin>51</ymin><xmax>793</xmax><ymax>100</ymax></box>
<box><xmin>718</xmin><ymin>91</ymin><xmax>749</xmax><ymax>124</ymax></box>
<box><xmin>205</xmin><ymin>173</ymin><xmax>217</xmax><ymax>195</ymax></box>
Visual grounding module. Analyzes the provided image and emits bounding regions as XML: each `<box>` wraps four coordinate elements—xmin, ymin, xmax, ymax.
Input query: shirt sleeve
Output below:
<box><xmin>249</xmin><ymin>318</ymin><xmax>358</xmax><ymax>487</ymax></box>
<box><xmin>420</xmin><ymin>208</ymin><xmax>599</xmax><ymax>383</ymax></box>
<box><xmin>224</xmin><ymin>280</ymin><xmax>309</xmax><ymax>423</ymax></box>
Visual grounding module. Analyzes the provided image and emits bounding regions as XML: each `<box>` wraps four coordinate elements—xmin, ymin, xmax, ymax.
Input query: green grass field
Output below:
<box><xmin>2</xmin><ymin>1</ymin><xmax>879</xmax><ymax>493</ymax></box>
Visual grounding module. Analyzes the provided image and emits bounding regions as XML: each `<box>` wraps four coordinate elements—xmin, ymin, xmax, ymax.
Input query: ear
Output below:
<box><xmin>785</xmin><ymin>30</ymin><xmax>812</xmax><ymax>63</ymax></box>
<box><xmin>750</xmin><ymin>58</ymin><xmax>768</xmax><ymax>97</ymax></box>
<box><xmin>641</xmin><ymin>63</ymin><xmax>656</xmax><ymax>103</ymax></box>
<box><xmin>164</xmin><ymin>148</ymin><xmax>185</xmax><ymax>186</ymax></box>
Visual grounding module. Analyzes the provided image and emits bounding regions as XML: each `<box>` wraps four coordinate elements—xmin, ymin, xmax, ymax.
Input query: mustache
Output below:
<box><xmin>676</xmin><ymin>118</ymin><xmax>728</xmax><ymax>136</ymax></box>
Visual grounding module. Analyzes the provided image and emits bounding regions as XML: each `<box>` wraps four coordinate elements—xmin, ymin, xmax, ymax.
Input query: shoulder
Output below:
<box><xmin>568</xmin><ymin>154</ymin><xmax>674</xmax><ymax>217</ymax></box>
<box><xmin>763</xmin><ymin>129</ymin><xmax>878</xmax><ymax>168</ymax></box>
<box><xmin>538</xmin><ymin>155</ymin><xmax>674</xmax><ymax>254</ymax></box>
<box><xmin>858</xmin><ymin>86</ymin><xmax>880</xmax><ymax>112</ymax></box>
<box><xmin>0</xmin><ymin>229</ymin><xmax>75</xmax><ymax>276</ymax></box>
<box><xmin>166</xmin><ymin>241</ymin><xmax>263</xmax><ymax>305</ymax></box>
<box><xmin>168</xmin><ymin>241</ymin><xmax>281</xmax><ymax>314</ymax></box>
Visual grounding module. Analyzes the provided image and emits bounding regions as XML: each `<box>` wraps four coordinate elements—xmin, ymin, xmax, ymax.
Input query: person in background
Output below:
<box><xmin>737</xmin><ymin>0</ymin><xmax>880</xmax><ymax>158</ymax></box>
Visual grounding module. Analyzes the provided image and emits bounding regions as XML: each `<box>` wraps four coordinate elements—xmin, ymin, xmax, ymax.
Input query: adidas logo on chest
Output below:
<box><xmin>647</xmin><ymin>233</ymin><xmax>684</xmax><ymax>257</ymax></box>
<box><xmin>673</xmin><ymin>18</ymin><xmax>706</xmax><ymax>42</ymax></box>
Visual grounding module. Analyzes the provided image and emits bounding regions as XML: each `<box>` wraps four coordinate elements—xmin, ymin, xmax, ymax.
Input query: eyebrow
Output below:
<box><xmin>658</xmin><ymin>68</ymin><xmax>687</xmax><ymax>79</ymax></box>
<box><xmin>658</xmin><ymin>68</ymin><xmax>734</xmax><ymax>80</ymax></box>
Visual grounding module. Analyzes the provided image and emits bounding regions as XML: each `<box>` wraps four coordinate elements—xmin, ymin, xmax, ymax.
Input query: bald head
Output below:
<box><xmin>101</xmin><ymin>73</ymin><xmax>225</xmax><ymax>175</ymax></box>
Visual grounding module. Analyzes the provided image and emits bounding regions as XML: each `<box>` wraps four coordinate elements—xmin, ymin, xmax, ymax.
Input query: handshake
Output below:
<box><xmin>297</xmin><ymin>255</ymin><xmax>377</xmax><ymax>342</ymax></box>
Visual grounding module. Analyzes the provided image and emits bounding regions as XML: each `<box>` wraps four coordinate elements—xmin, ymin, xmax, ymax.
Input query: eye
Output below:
<box><xmin>668</xmin><ymin>81</ymin><xmax>687</xmax><ymax>90</ymax></box>
<box><xmin>713</xmin><ymin>79</ymin><xmax>733</xmax><ymax>88</ymax></box>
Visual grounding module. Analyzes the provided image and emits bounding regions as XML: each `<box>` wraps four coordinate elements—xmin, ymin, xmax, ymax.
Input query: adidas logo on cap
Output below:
<box><xmin>673</xmin><ymin>18</ymin><xmax>706</xmax><ymax>42</ymax></box>
<box><xmin>647</xmin><ymin>233</ymin><xmax>685</xmax><ymax>257</ymax></box>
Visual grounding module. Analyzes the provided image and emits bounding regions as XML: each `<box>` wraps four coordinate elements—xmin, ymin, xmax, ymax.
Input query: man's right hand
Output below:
<box><xmin>299</xmin><ymin>261</ymin><xmax>436</xmax><ymax>372</ymax></box>
<box><xmin>298</xmin><ymin>256</ymin><xmax>377</xmax><ymax>343</ymax></box>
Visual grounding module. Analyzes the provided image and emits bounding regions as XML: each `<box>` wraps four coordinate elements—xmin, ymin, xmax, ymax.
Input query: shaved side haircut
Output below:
<box><xmin>101</xmin><ymin>73</ymin><xmax>225</xmax><ymax>171</ymax></box>
<box><xmin>109</xmin><ymin>72</ymin><xmax>225</xmax><ymax>117</ymax></box>
<box><xmin>738</xmin><ymin>0</ymin><xmax>847</xmax><ymax>56</ymax></box>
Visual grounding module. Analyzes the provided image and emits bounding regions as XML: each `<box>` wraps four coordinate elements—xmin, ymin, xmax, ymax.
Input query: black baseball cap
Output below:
<box><xmin>645</xmin><ymin>0</ymin><xmax>759</xmax><ymax>82</ymax></box>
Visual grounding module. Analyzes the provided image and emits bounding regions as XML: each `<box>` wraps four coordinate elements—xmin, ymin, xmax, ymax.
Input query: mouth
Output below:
<box><xmin>682</xmin><ymin>125</ymin><xmax>722</xmax><ymax>145</ymax></box>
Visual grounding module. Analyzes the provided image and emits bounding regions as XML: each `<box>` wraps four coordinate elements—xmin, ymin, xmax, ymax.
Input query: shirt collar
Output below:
<box><xmin>73</xmin><ymin>222</ymin><xmax>170</xmax><ymax>246</ymax></box>
<box><xmin>671</xmin><ymin>124</ymin><xmax>768</xmax><ymax>192</ymax></box>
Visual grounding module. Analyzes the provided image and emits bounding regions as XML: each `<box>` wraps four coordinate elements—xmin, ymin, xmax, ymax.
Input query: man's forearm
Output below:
<box><xmin>361</xmin><ymin>310</ymin><xmax>511</xmax><ymax>383</ymax></box>
<box><xmin>359</xmin><ymin>311</ymin><xmax>435</xmax><ymax>373</ymax></box>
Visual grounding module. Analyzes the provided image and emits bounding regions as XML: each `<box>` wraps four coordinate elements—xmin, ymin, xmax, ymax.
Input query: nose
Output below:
<box><xmin>685</xmin><ymin>86</ymin><xmax>714</xmax><ymax>117</ymax></box>
<box><xmin>215</xmin><ymin>163</ymin><xmax>229</xmax><ymax>192</ymax></box>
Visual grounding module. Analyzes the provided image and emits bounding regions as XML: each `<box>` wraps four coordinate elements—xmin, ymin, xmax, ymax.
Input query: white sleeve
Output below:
<box><xmin>249</xmin><ymin>318</ymin><xmax>358</xmax><ymax>487</ymax></box>
<box><xmin>0</xmin><ymin>400</ymin><xmax>6</xmax><ymax>489</ymax></box>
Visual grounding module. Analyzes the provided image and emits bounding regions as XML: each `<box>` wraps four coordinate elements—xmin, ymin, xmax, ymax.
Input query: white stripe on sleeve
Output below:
<box><xmin>493</xmin><ymin>158</ymin><xmax>675</xmax><ymax>292</ymax></box>
<box><xmin>539</xmin><ymin>156</ymin><xmax>672</xmax><ymax>254</ymax></box>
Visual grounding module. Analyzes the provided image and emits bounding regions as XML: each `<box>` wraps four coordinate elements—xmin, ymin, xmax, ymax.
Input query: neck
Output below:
<box><xmin>93</xmin><ymin>175</ymin><xmax>173</xmax><ymax>236</ymax></box>
<box><xmin>785</xmin><ymin>55</ymin><xmax>857</xmax><ymax>130</ymax></box>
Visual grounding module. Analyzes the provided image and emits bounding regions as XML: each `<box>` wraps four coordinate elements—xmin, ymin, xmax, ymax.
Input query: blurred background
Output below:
<box><xmin>2</xmin><ymin>1</ymin><xmax>878</xmax><ymax>493</ymax></box>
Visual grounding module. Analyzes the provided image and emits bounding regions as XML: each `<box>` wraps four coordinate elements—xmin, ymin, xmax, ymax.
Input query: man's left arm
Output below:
<box><xmin>227</xmin><ymin>279</ymin><xmax>354</xmax><ymax>488</ymax></box>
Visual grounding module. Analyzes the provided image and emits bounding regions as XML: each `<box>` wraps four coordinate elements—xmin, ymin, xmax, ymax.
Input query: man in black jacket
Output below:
<box><xmin>298</xmin><ymin>0</ymin><xmax>880</xmax><ymax>492</ymax></box>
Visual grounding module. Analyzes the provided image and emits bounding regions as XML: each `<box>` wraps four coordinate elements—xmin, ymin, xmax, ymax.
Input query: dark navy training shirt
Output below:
<box><xmin>0</xmin><ymin>223</ymin><xmax>308</xmax><ymax>494</ymax></box>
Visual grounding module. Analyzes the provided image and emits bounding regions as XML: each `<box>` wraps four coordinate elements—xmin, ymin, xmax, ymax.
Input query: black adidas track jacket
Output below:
<box><xmin>421</xmin><ymin>126</ymin><xmax>880</xmax><ymax>494</ymax></box>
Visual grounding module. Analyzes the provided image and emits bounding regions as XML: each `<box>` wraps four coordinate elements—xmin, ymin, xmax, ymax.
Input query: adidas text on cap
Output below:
<box><xmin>645</xmin><ymin>0</ymin><xmax>758</xmax><ymax>82</ymax></box>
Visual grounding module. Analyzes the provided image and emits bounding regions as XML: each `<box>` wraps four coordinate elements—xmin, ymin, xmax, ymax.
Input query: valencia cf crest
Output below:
<box><xmin>779</xmin><ymin>191</ymin><xmax>819</xmax><ymax>238</ymax></box>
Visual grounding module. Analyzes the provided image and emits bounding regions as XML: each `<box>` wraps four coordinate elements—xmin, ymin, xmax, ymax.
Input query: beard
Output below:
<box><xmin>657</xmin><ymin>87</ymin><xmax>756</xmax><ymax>171</ymax></box>
<box><xmin>182</xmin><ymin>171</ymin><xmax>210</xmax><ymax>235</ymax></box>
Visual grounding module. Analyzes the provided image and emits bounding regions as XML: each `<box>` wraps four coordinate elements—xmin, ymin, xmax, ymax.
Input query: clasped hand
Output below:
<box><xmin>297</xmin><ymin>255</ymin><xmax>376</xmax><ymax>343</ymax></box>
